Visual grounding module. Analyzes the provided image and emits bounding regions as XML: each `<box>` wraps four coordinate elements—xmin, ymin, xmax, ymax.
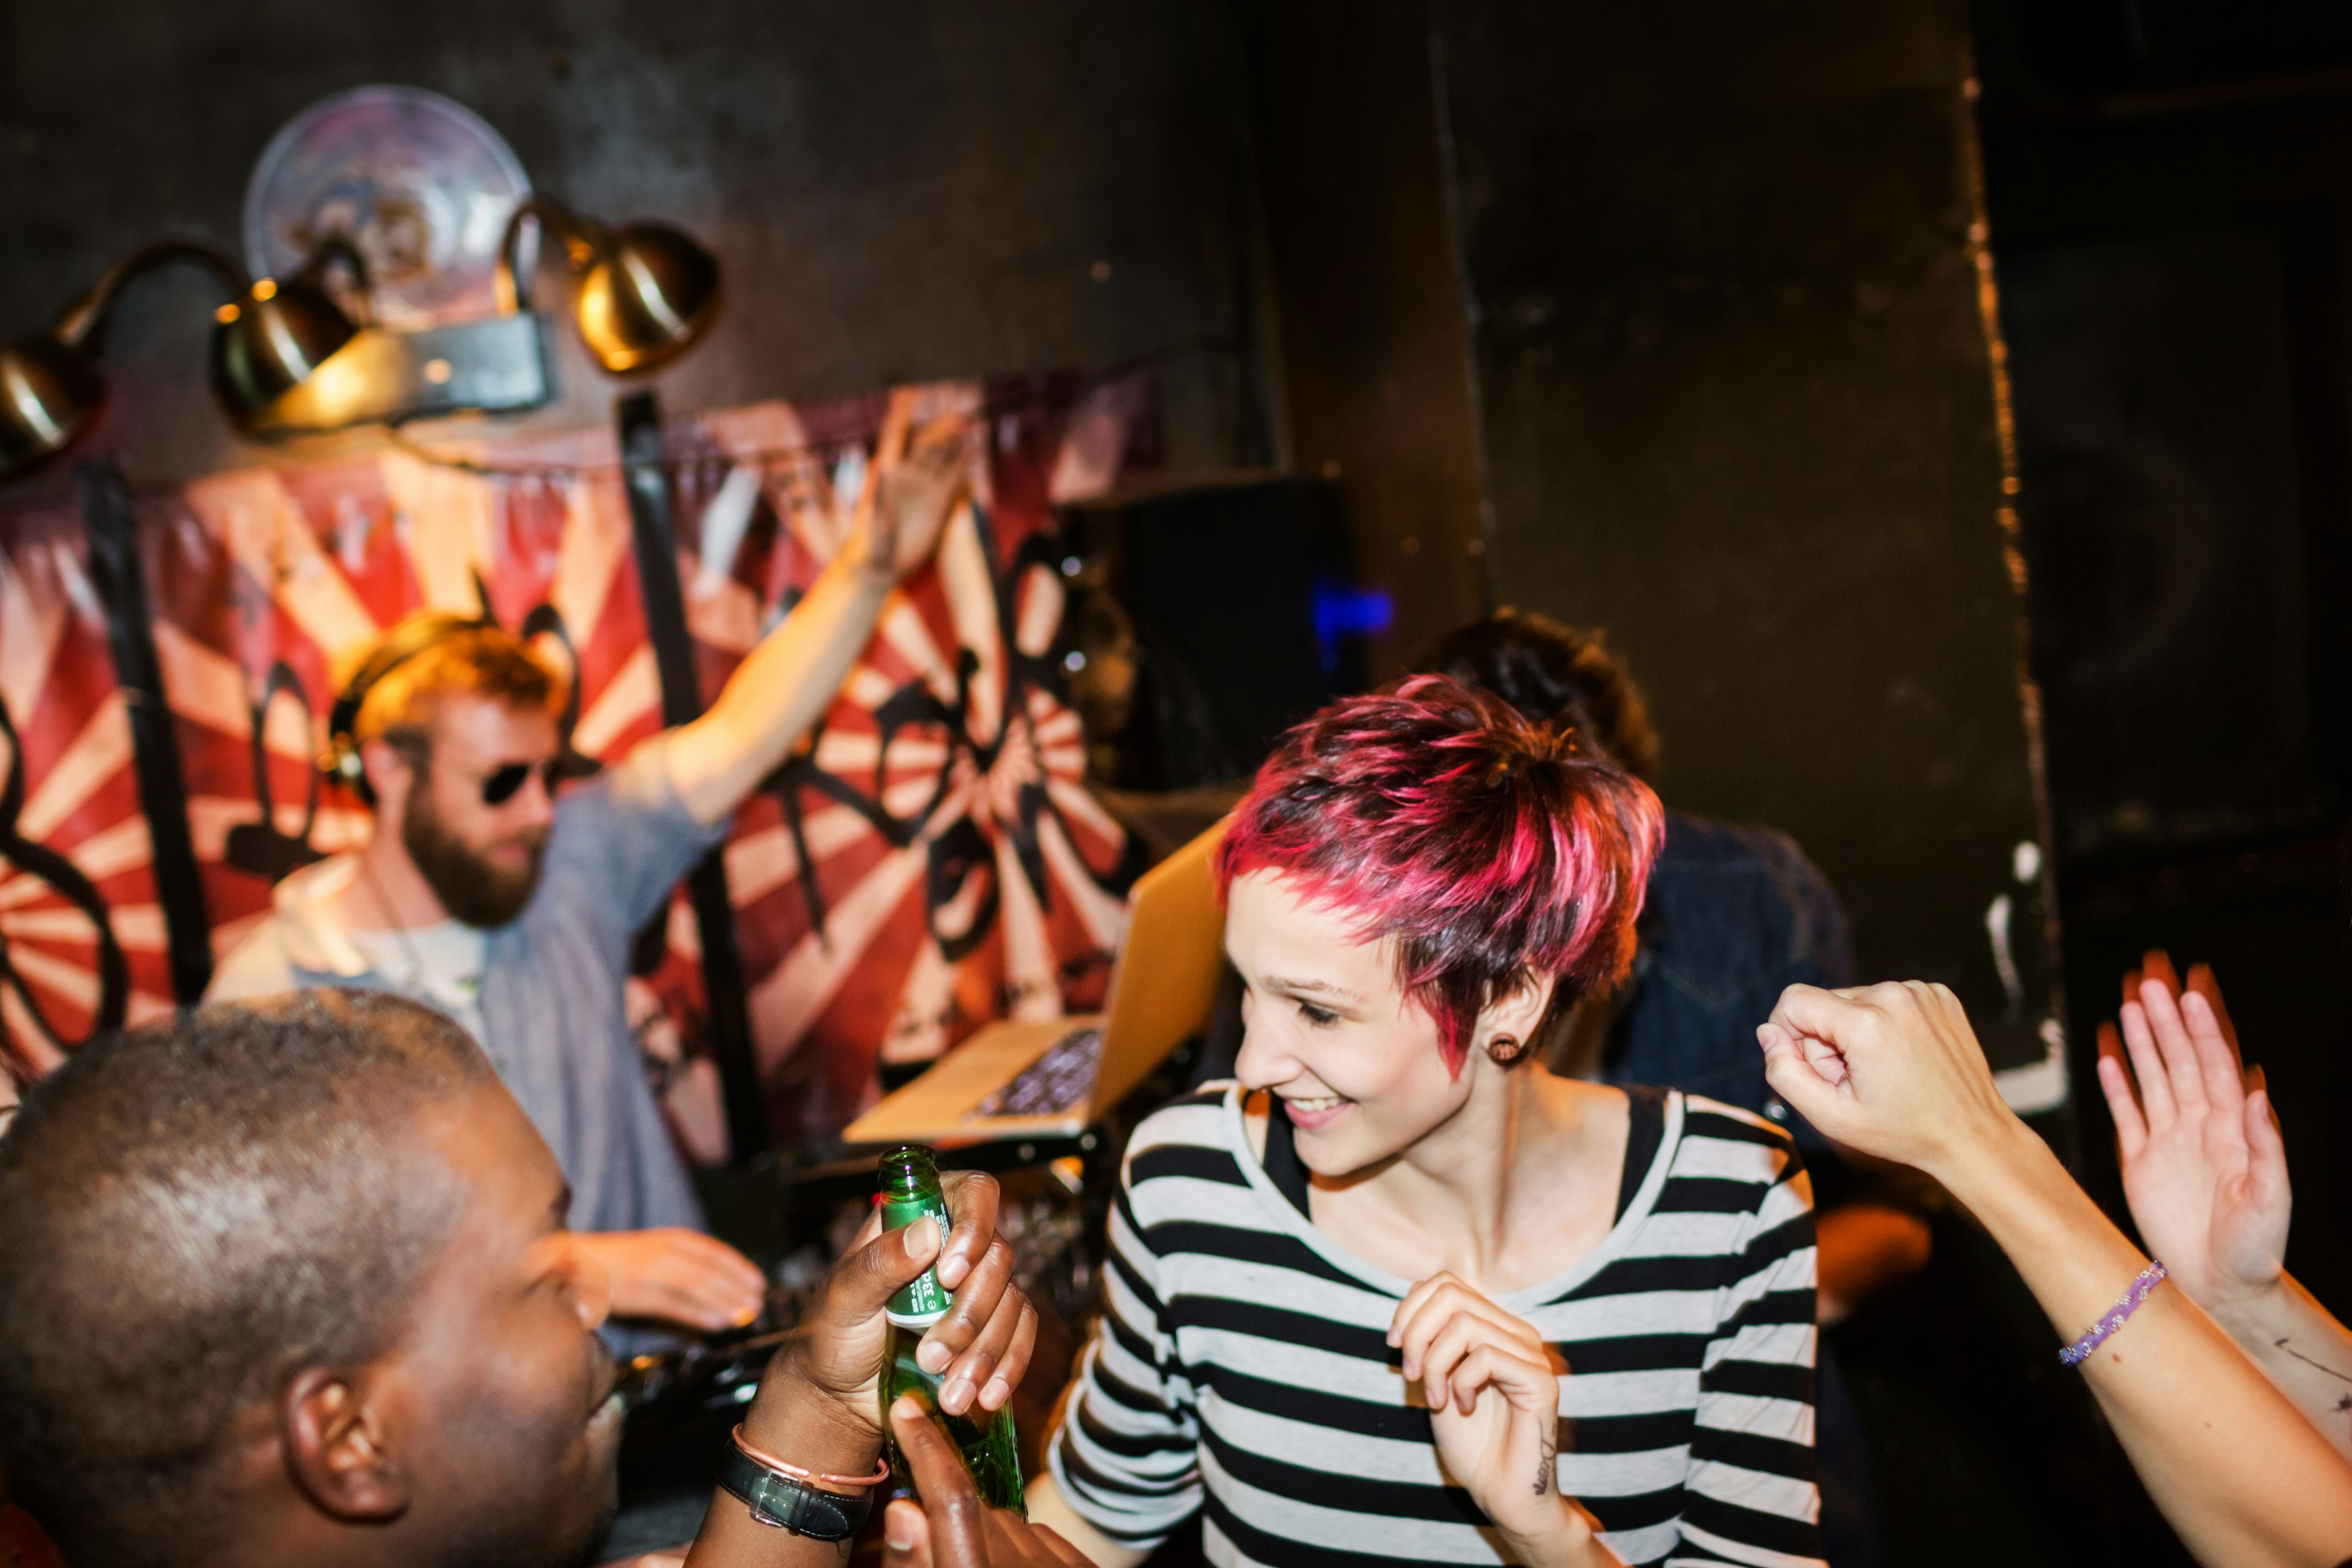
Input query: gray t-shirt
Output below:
<box><xmin>208</xmin><ymin>739</ymin><xmax>728</xmax><ymax>1236</ymax></box>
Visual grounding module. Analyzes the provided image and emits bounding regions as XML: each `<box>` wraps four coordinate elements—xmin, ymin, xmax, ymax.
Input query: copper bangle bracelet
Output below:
<box><xmin>730</xmin><ymin>1425</ymin><xmax>894</xmax><ymax>1491</ymax></box>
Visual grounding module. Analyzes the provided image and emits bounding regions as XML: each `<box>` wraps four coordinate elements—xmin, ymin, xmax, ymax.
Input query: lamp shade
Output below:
<box><xmin>0</xmin><ymin>238</ymin><xmax>255</xmax><ymax>479</ymax></box>
<box><xmin>209</xmin><ymin>275</ymin><xmax>362</xmax><ymax>428</ymax></box>
<box><xmin>0</xmin><ymin>237</ymin><xmax>369</xmax><ymax>477</ymax></box>
<box><xmin>575</xmin><ymin>222</ymin><xmax>721</xmax><ymax>374</ymax></box>
<box><xmin>0</xmin><ymin>334</ymin><xmax>105</xmax><ymax>476</ymax></box>
<box><xmin>498</xmin><ymin>200</ymin><xmax>722</xmax><ymax>376</ymax></box>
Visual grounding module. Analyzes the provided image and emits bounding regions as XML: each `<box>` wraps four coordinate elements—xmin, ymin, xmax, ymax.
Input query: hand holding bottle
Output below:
<box><xmin>684</xmin><ymin>1164</ymin><xmax>1036</xmax><ymax>1568</ymax></box>
<box><xmin>875</xmin><ymin>1145</ymin><xmax>1028</xmax><ymax>1509</ymax></box>
<box><xmin>881</xmin><ymin>1396</ymin><xmax>1092</xmax><ymax>1568</ymax></box>
<box><xmin>751</xmin><ymin>1165</ymin><xmax>1035</xmax><ymax>1470</ymax></box>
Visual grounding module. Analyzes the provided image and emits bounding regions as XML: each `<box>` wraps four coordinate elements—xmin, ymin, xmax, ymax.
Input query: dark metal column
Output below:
<box><xmin>76</xmin><ymin>458</ymin><xmax>214</xmax><ymax>1006</ymax></box>
<box><xmin>615</xmin><ymin>390</ymin><xmax>767</xmax><ymax>1161</ymax></box>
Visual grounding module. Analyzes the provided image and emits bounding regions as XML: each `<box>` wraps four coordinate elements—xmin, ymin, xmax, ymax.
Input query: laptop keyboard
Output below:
<box><xmin>970</xmin><ymin>1027</ymin><xmax>1104</xmax><ymax>1120</ymax></box>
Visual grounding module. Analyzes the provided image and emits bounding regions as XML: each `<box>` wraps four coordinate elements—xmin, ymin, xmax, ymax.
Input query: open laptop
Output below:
<box><xmin>843</xmin><ymin>820</ymin><xmax>1228</xmax><ymax>1147</ymax></box>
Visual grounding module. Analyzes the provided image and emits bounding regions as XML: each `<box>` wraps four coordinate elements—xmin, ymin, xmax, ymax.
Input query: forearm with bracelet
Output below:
<box><xmin>718</xmin><ymin>1425</ymin><xmax>892</xmax><ymax>1542</ymax></box>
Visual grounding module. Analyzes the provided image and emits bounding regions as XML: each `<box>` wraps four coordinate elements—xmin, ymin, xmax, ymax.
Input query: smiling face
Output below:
<box><xmin>374</xmin><ymin>1083</ymin><xmax>622</xmax><ymax>1567</ymax></box>
<box><xmin>1226</xmin><ymin>869</ymin><xmax>1506</xmax><ymax>1176</ymax></box>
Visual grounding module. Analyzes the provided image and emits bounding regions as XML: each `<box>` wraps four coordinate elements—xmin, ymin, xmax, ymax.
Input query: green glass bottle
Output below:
<box><xmin>876</xmin><ymin>1144</ymin><xmax>1025</xmax><ymax>1513</ymax></box>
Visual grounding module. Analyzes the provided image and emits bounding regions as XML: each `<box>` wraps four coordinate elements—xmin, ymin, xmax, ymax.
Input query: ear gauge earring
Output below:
<box><xmin>1487</xmin><ymin>1034</ymin><xmax>1530</xmax><ymax>1066</ymax></box>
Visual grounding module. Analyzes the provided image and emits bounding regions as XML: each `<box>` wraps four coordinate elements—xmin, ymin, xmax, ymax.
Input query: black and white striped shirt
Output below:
<box><xmin>1047</xmin><ymin>1084</ymin><xmax>1823</xmax><ymax>1567</ymax></box>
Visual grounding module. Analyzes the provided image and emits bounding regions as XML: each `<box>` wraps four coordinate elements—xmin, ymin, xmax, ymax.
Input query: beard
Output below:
<box><xmin>431</xmin><ymin>1427</ymin><xmax>619</xmax><ymax>1568</ymax></box>
<box><xmin>401</xmin><ymin>794</ymin><xmax>550</xmax><ymax>929</ymax></box>
<box><xmin>438</xmin><ymin>1490</ymin><xmax>616</xmax><ymax>1568</ymax></box>
<box><xmin>426</xmin><ymin>1320</ymin><xmax>623</xmax><ymax>1568</ymax></box>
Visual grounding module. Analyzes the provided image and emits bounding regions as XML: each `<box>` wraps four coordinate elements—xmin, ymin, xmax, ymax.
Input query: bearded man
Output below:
<box><xmin>206</xmin><ymin>412</ymin><xmax>971</xmax><ymax>1335</ymax></box>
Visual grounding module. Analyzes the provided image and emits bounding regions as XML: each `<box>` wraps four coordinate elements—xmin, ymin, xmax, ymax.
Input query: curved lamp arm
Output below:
<box><xmin>285</xmin><ymin>233</ymin><xmax>375</xmax><ymax>327</ymax></box>
<box><xmin>53</xmin><ymin>238</ymin><xmax>248</xmax><ymax>351</ymax></box>
<box><xmin>495</xmin><ymin>197</ymin><xmax>606</xmax><ymax>316</ymax></box>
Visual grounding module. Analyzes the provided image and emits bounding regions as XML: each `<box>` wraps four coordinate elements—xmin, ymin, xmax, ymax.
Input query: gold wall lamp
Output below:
<box><xmin>254</xmin><ymin>194</ymin><xmax>725</xmax><ymax>436</ymax></box>
<box><xmin>497</xmin><ymin>198</ymin><xmax>722</xmax><ymax>375</ymax></box>
<box><xmin>1</xmin><ymin>96</ymin><xmax>728</xmax><ymax>473</ymax></box>
<box><xmin>0</xmin><ymin>238</ymin><xmax>364</xmax><ymax>478</ymax></box>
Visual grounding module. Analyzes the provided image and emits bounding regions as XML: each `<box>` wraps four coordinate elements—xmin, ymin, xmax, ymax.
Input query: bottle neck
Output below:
<box><xmin>878</xmin><ymin>1150</ymin><xmax>943</xmax><ymax>1207</ymax></box>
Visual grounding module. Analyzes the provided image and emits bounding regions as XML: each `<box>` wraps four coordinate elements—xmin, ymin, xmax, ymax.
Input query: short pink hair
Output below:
<box><xmin>1215</xmin><ymin>674</ymin><xmax>1664</xmax><ymax>1074</ymax></box>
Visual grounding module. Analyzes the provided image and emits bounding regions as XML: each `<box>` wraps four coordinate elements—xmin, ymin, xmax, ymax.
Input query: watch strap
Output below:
<box><xmin>717</xmin><ymin>1442</ymin><xmax>875</xmax><ymax>1540</ymax></box>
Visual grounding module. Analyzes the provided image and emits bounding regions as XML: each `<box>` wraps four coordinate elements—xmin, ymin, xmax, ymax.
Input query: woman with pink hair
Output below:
<box><xmin>1030</xmin><ymin>677</ymin><xmax>1824</xmax><ymax>1568</ymax></box>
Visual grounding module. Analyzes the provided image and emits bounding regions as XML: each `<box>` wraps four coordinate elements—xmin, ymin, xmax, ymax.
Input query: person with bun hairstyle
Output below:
<box><xmin>1028</xmin><ymin>677</ymin><xmax>1825</xmax><ymax>1568</ymax></box>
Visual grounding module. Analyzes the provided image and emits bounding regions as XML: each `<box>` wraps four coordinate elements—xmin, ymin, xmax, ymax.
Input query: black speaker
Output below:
<box><xmin>2004</xmin><ymin>227</ymin><xmax>2346</xmax><ymax>856</ymax></box>
<box><xmin>1055</xmin><ymin>474</ymin><xmax>1370</xmax><ymax>790</ymax></box>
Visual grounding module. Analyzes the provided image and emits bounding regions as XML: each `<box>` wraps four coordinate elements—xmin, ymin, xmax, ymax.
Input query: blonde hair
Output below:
<box><xmin>351</xmin><ymin>624</ymin><xmax>559</xmax><ymax>748</ymax></box>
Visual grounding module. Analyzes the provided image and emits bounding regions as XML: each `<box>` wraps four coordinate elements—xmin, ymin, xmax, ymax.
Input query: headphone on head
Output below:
<box><xmin>320</xmin><ymin>612</ymin><xmax>496</xmax><ymax>808</ymax></box>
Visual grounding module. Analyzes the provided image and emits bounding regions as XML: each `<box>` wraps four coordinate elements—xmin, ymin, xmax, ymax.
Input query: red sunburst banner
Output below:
<box><xmin>0</xmin><ymin>372</ymin><xmax>1152</xmax><ymax>1155</ymax></box>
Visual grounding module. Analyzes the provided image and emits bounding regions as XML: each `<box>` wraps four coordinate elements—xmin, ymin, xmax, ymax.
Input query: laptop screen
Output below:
<box><xmin>1091</xmin><ymin>818</ymin><xmax>1229</xmax><ymax>1110</ymax></box>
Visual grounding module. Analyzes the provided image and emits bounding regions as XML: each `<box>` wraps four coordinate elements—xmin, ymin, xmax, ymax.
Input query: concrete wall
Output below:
<box><xmin>1427</xmin><ymin>0</ymin><xmax>2050</xmax><ymax>1060</ymax></box>
<box><xmin>1238</xmin><ymin>1</ymin><xmax>1491</xmax><ymax>676</ymax></box>
<box><xmin>1973</xmin><ymin>12</ymin><xmax>2352</xmax><ymax>1316</ymax></box>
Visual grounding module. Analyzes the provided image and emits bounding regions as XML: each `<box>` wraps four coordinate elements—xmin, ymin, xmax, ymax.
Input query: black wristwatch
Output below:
<box><xmin>717</xmin><ymin>1442</ymin><xmax>877</xmax><ymax>1540</ymax></box>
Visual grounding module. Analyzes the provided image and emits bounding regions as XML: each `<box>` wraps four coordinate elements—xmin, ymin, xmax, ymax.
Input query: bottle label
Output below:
<box><xmin>883</xmin><ymin>1193</ymin><xmax>953</xmax><ymax>1327</ymax></box>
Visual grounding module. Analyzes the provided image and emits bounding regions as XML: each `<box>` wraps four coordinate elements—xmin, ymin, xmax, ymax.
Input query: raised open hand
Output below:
<box><xmin>852</xmin><ymin>390</ymin><xmax>975</xmax><ymax>586</ymax></box>
<box><xmin>2096</xmin><ymin>956</ymin><xmax>2289</xmax><ymax>1317</ymax></box>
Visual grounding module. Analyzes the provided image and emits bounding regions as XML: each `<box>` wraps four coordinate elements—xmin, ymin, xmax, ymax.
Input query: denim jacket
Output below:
<box><xmin>1604</xmin><ymin>812</ymin><xmax>1855</xmax><ymax>1162</ymax></box>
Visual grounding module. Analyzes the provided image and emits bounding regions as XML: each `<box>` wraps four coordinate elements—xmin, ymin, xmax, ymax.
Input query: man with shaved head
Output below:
<box><xmin>0</xmin><ymin>990</ymin><xmax>1058</xmax><ymax>1568</ymax></box>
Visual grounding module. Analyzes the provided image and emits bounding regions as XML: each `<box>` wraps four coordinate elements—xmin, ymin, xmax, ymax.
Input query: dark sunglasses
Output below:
<box><xmin>478</xmin><ymin>758</ymin><xmax>567</xmax><ymax>807</ymax></box>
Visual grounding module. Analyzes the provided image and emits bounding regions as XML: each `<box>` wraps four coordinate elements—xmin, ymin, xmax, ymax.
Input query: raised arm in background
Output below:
<box><xmin>1757</xmin><ymin>980</ymin><xmax>2352</xmax><ymax>1568</ymax></box>
<box><xmin>663</xmin><ymin>390</ymin><xmax>975</xmax><ymax>825</ymax></box>
<box><xmin>2097</xmin><ymin>952</ymin><xmax>2352</xmax><ymax>1463</ymax></box>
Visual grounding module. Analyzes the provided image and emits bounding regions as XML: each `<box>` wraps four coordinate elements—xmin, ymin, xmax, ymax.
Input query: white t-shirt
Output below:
<box><xmin>346</xmin><ymin>919</ymin><xmax>489</xmax><ymax>1045</ymax></box>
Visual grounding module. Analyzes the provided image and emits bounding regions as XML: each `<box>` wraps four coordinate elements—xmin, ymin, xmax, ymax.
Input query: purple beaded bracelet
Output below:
<box><xmin>2059</xmin><ymin>1261</ymin><xmax>2168</xmax><ymax>1366</ymax></box>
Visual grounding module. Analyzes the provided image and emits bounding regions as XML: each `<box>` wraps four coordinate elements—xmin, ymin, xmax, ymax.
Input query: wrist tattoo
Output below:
<box><xmin>2274</xmin><ymin>1337</ymin><xmax>2352</xmax><ymax>1385</ymax></box>
<box><xmin>1535</xmin><ymin>1430</ymin><xmax>1557</xmax><ymax>1496</ymax></box>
